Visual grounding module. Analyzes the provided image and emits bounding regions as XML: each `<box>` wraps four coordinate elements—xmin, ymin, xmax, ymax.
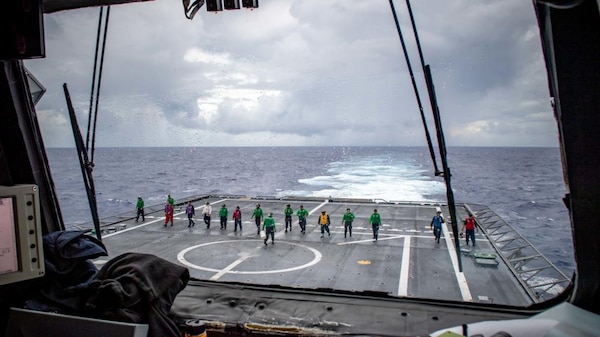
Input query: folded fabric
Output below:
<box><xmin>86</xmin><ymin>252</ymin><xmax>190</xmax><ymax>337</ymax></box>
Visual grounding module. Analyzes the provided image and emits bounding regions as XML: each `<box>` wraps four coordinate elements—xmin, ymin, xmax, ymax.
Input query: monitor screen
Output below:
<box><xmin>0</xmin><ymin>196</ymin><xmax>19</xmax><ymax>275</ymax></box>
<box><xmin>0</xmin><ymin>185</ymin><xmax>44</xmax><ymax>285</ymax></box>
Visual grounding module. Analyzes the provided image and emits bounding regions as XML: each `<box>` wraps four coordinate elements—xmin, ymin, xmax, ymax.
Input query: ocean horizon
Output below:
<box><xmin>46</xmin><ymin>146</ymin><xmax>574</xmax><ymax>274</ymax></box>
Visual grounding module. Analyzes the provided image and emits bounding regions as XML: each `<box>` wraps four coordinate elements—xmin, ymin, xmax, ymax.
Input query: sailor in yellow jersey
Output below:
<box><xmin>318</xmin><ymin>210</ymin><xmax>331</xmax><ymax>238</ymax></box>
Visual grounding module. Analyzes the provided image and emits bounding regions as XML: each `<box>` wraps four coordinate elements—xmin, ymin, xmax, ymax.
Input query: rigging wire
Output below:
<box><xmin>387</xmin><ymin>0</ymin><xmax>440</xmax><ymax>176</ymax></box>
<box><xmin>67</xmin><ymin>6</ymin><xmax>111</xmax><ymax>241</ymax></box>
<box><xmin>90</xmin><ymin>6</ymin><xmax>111</xmax><ymax>164</ymax></box>
<box><xmin>388</xmin><ymin>0</ymin><xmax>463</xmax><ymax>271</ymax></box>
<box><xmin>86</xmin><ymin>7</ymin><xmax>103</xmax><ymax>155</ymax></box>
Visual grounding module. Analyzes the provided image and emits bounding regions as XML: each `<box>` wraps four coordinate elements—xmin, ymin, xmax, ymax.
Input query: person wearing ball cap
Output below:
<box><xmin>430</xmin><ymin>209</ymin><xmax>445</xmax><ymax>244</ymax></box>
<box><xmin>461</xmin><ymin>213</ymin><xmax>478</xmax><ymax>246</ymax></box>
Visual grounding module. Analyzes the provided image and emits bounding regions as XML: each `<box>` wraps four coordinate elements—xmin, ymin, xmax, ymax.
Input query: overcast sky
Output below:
<box><xmin>26</xmin><ymin>0</ymin><xmax>559</xmax><ymax>147</ymax></box>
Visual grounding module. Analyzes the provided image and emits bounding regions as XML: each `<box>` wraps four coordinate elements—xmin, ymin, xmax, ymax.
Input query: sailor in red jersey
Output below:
<box><xmin>233</xmin><ymin>206</ymin><xmax>242</xmax><ymax>232</ymax></box>
<box><xmin>461</xmin><ymin>213</ymin><xmax>478</xmax><ymax>246</ymax></box>
<box><xmin>164</xmin><ymin>202</ymin><xmax>174</xmax><ymax>227</ymax></box>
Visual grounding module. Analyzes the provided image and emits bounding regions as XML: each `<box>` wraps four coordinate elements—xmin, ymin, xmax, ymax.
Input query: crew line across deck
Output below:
<box><xmin>96</xmin><ymin>196</ymin><xmax>532</xmax><ymax>306</ymax></box>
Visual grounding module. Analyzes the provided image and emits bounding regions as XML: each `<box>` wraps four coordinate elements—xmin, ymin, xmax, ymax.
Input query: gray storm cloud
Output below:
<box><xmin>27</xmin><ymin>0</ymin><xmax>557</xmax><ymax>148</ymax></box>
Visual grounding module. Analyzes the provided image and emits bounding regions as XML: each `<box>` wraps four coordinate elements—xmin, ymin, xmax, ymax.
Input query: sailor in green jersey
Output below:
<box><xmin>369</xmin><ymin>209</ymin><xmax>382</xmax><ymax>241</ymax></box>
<box><xmin>263</xmin><ymin>213</ymin><xmax>276</xmax><ymax>245</ymax></box>
<box><xmin>167</xmin><ymin>194</ymin><xmax>175</xmax><ymax>207</ymax></box>
<box><xmin>219</xmin><ymin>204</ymin><xmax>228</xmax><ymax>230</ymax></box>
<box><xmin>342</xmin><ymin>208</ymin><xmax>355</xmax><ymax>238</ymax></box>
<box><xmin>284</xmin><ymin>204</ymin><xmax>294</xmax><ymax>232</ymax></box>
<box><xmin>135</xmin><ymin>196</ymin><xmax>145</xmax><ymax>222</ymax></box>
<box><xmin>252</xmin><ymin>203</ymin><xmax>264</xmax><ymax>235</ymax></box>
<box><xmin>296</xmin><ymin>205</ymin><xmax>308</xmax><ymax>233</ymax></box>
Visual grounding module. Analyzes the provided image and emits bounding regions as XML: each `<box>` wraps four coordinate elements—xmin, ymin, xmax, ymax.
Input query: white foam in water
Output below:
<box><xmin>288</xmin><ymin>157</ymin><xmax>446</xmax><ymax>202</ymax></box>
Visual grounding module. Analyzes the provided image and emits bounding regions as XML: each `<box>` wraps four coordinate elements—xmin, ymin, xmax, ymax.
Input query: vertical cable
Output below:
<box><xmin>86</xmin><ymin>7</ymin><xmax>104</xmax><ymax>153</ymax></box>
<box><xmin>90</xmin><ymin>6</ymin><xmax>111</xmax><ymax>164</ymax></box>
<box><xmin>388</xmin><ymin>0</ymin><xmax>440</xmax><ymax>175</ymax></box>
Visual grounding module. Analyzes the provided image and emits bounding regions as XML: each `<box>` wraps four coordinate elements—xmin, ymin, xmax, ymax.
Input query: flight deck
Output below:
<box><xmin>94</xmin><ymin>196</ymin><xmax>539</xmax><ymax>307</ymax></box>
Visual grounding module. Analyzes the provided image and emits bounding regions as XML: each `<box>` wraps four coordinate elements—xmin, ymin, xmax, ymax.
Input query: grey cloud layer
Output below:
<box><xmin>27</xmin><ymin>0</ymin><xmax>557</xmax><ymax>147</ymax></box>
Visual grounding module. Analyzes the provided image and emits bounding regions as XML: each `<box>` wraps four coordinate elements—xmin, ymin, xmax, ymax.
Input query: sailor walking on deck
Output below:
<box><xmin>342</xmin><ymin>208</ymin><xmax>355</xmax><ymax>238</ymax></box>
<box><xmin>164</xmin><ymin>202</ymin><xmax>174</xmax><ymax>227</ymax></box>
<box><xmin>284</xmin><ymin>204</ymin><xmax>294</xmax><ymax>232</ymax></box>
<box><xmin>252</xmin><ymin>203</ymin><xmax>264</xmax><ymax>235</ymax></box>
<box><xmin>319</xmin><ymin>210</ymin><xmax>331</xmax><ymax>238</ymax></box>
<box><xmin>431</xmin><ymin>210</ymin><xmax>445</xmax><ymax>243</ymax></box>
<box><xmin>297</xmin><ymin>205</ymin><xmax>308</xmax><ymax>233</ymax></box>
<box><xmin>219</xmin><ymin>204</ymin><xmax>228</xmax><ymax>229</ymax></box>
<box><xmin>369</xmin><ymin>209</ymin><xmax>381</xmax><ymax>241</ymax></box>
<box><xmin>461</xmin><ymin>213</ymin><xmax>478</xmax><ymax>246</ymax></box>
<box><xmin>135</xmin><ymin>196</ymin><xmax>145</xmax><ymax>222</ymax></box>
<box><xmin>263</xmin><ymin>213</ymin><xmax>276</xmax><ymax>245</ymax></box>
<box><xmin>233</xmin><ymin>206</ymin><xmax>242</xmax><ymax>232</ymax></box>
<box><xmin>186</xmin><ymin>201</ymin><xmax>195</xmax><ymax>227</ymax></box>
<box><xmin>202</xmin><ymin>202</ymin><xmax>212</xmax><ymax>228</ymax></box>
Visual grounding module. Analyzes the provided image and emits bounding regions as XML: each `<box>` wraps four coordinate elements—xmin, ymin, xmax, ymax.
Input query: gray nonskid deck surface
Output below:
<box><xmin>96</xmin><ymin>197</ymin><xmax>532</xmax><ymax>307</ymax></box>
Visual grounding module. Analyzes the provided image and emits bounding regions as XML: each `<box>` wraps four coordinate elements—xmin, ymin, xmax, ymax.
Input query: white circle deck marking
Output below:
<box><xmin>177</xmin><ymin>240</ymin><xmax>322</xmax><ymax>275</ymax></box>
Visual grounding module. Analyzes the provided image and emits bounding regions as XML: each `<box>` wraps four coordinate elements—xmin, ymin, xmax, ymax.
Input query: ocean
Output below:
<box><xmin>46</xmin><ymin>146</ymin><xmax>574</xmax><ymax>274</ymax></box>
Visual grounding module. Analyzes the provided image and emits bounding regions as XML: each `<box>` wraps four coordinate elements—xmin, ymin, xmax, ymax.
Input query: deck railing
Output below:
<box><xmin>465</xmin><ymin>203</ymin><xmax>571</xmax><ymax>303</ymax></box>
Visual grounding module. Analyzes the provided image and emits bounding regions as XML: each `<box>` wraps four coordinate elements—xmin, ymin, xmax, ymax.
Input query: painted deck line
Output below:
<box><xmin>443</xmin><ymin>222</ymin><xmax>473</xmax><ymax>302</ymax></box>
<box><xmin>309</xmin><ymin>200</ymin><xmax>330</xmax><ymax>215</ymax></box>
<box><xmin>103</xmin><ymin>216</ymin><xmax>166</xmax><ymax>238</ymax></box>
<box><xmin>398</xmin><ymin>236</ymin><xmax>411</xmax><ymax>297</ymax></box>
<box><xmin>99</xmin><ymin>197</ymin><xmax>534</xmax><ymax>307</ymax></box>
<box><xmin>177</xmin><ymin>240</ymin><xmax>323</xmax><ymax>275</ymax></box>
<box><xmin>104</xmin><ymin>198</ymin><xmax>229</xmax><ymax>238</ymax></box>
<box><xmin>336</xmin><ymin>235</ymin><xmax>404</xmax><ymax>245</ymax></box>
<box><xmin>209</xmin><ymin>250</ymin><xmax>255</xmax><ymax>281</ymax></box>
<box><xmin>209</xmin><ymin>199</ymin><xmax>228</xmax><ymax>206</ymax></box>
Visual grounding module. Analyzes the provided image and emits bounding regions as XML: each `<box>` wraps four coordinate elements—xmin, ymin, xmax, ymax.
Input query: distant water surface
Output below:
<box><xmin>47</xmin><ymin>146</ymin><xmax>573</xmax><ymax>274</ymax></box>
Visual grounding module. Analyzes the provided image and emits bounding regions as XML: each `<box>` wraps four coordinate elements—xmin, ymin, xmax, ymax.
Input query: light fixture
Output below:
<box><xmin>242</xmin><ymin>0</ymin><xmax>258</xmax><ymax>9</ymax></box>
<box><xmin>224</xmin><ymin>0</ymin><xmax>240</xmax><ymax>10</ymax></box>
<box><xmin>206</xmin><ymin>0</ymin><xmax>223</xmax><ymax>11</ymax></box>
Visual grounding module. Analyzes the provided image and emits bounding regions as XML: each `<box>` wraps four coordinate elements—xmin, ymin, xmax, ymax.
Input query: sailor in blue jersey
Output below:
<box><xmin>186</xmin><ymin>201</ymin><xmax>195</xmax><ymax>227</ymax></box>
<box><xmin>430</xmin><ymin>210</ymin><xmax>445</xmax><ymax>244</ymax></box>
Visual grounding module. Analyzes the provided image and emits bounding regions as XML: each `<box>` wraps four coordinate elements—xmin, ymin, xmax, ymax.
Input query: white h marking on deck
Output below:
<box><xmin>209</xmin><ymin>251</ymin><xmax>254</xmax><ymax>281</ymax></box>
<box><xmin>397</xmin><ymin>236</ymin><xmax>411</xmax><ymax>297</ymax></box>
<box><xmin>442</xmin><ymin>222</ymin><xmax>473</xmax><ymax>302</ymax></box>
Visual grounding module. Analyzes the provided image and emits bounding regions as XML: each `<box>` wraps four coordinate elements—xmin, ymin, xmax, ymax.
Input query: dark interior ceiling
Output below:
<box><xmin>43</xmin><ymin>0</ymin><xmax>153</xmax><ymax>13</ymax></box>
